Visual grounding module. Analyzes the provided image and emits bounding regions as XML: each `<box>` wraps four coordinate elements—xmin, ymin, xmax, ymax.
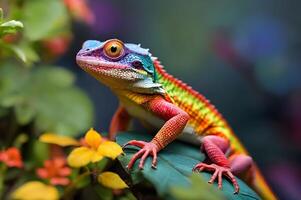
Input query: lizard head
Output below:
<box><xmin>76</xmin><ymin>39</ymin><xmax>164</xmax><ymax>94</ymax></box>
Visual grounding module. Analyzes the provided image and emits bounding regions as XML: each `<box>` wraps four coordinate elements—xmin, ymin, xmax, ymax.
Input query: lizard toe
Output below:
<box><xmin>193</xmin><ymin>163</ymin><xmax>240</xmax><ymax>194</ymax></box>
<box><xmin>125</xmin><ymin>141</ymin><xmax>158</xmax><ymax>170</ymax></box>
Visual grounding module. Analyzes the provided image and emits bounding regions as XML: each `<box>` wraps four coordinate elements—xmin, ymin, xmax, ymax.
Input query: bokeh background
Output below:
<box><xmin>1</xmin><ymin>0</ymin><xmax>300</xmax><ymax>199</ymax></box>
<box><xmin>62</xmin><ymin>1</ymin><xmax>301</xmax><ymax>199</ymax></box>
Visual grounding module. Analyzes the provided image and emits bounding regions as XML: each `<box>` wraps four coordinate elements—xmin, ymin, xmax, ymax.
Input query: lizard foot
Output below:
<box><xmin>123</xmin><ymin>140</ymin><xmax>158</xmax><ymax>170</ymax></box>
<box><xmin>193</xmin><ymin>163</ymin><xmax>239</xmax><ymax>194</ymax></box>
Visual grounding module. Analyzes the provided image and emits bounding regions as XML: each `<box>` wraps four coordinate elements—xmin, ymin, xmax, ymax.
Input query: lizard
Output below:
<box><xmin>76</xmin><ymin>39</ymin><xmax>277</xmax><ymax>200</ymax></box>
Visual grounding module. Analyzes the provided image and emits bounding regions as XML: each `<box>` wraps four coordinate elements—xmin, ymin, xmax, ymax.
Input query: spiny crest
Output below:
<box><xmin>152</xmin><ymin>58</ymin><xmax>225</xmax><ymax>124</ymax></box>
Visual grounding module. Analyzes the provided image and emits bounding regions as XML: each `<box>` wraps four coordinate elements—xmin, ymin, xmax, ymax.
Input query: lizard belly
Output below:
<box><xmin>121</xmin><ymin>98</ymin><xmax>202</xmax><ymax>145</ymax></box>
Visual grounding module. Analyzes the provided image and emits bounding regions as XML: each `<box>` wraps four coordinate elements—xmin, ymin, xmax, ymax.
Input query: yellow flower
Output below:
<box><xmin>98</xmin><ymin>172</ymin><xmax>128</xmax><ymax>189</ymax></box>
<box><xmin>39</xmin><ymin>133</ymin><xmax>79</xmax><ymax>147</ymax></box>
<box><xmin>11</xmin><ymin>181</ymin><xmax>59</xmax><ymax>200</ymax></box>
<box><xmin>67</xmin><ymin>128</ymin><xmax>123</xmax><ymax>168</ymax></box>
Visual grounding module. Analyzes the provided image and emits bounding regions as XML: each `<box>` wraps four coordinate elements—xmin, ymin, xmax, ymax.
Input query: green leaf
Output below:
<box><xmin>32</xmin><ymin>67</ymin><xmax>75</xmax><ymax>88</ymax></box>
<box><xmin>13</xmin><ymin>133</ymin><xmax>29</xmax><ymax>149</ymax></box>
<box><xmin>0</xmin><ymin>20</ymin><xmax>23</xmax><ymax>29</ymax></box>
<box><xmin>170</xmin><ymin>173</ymin><xmax>225</xmax><ymax>200</ymax></box>
<box><xmin>0</xmin><ymin>106</ymin><xmax>8</xmax><ymax>117</ymax></box>
<box><xmin>18</xmin><ymin>43</ymin><xmax>40</xmax><ymax>65</ymax></box>
<box><xmin>15</xmin><ymin>103</ymin><xmax>36</xmax><ymax>125</ymax></box>
<box><xmin>0</xmin><ymin>40</ymin><xmax>39</xmax><ymax>65</ymax></box>
<box><xmin>116</xmin><ymin>132</ymin><xmax>261</xmax><ymax>200</ymax></box>
<box><xmin>29</xmin><ymin>140</ymin><xmax>49</xmax><ymax>165</ymax></box>
<box><xmin>0</xmin><ymin>20</ymin><xmax>23</xmax><ymax>36</ymax></box>
<box><xmin>31</xmin><ymin>67</ymin><xmax>92</xmax><ymax>136</ymax></box>
<box><xmin>0</xmin><ymin>62</ymin><xmax>27</xmax><ymax>106</ymax></box>
<box><xmin>74</xmin><ymin>173</ymin><xmax>91</xmax><ymax>189</ymax></box>
<box><xmin>1</xmin><ymin>95</ymin><xmax>23</xmax><ymax>107</ymax></box>
<box><xmin>0</xmin><ymin>42</ymin><xmax>27</xmax><ymax>63</ymax></box>
<box><xmin>8</xmin><ymin>45</ymin><xmax>27</xmax><ymax>63</ymax></box>
<box><xmin>118</xmin><ymin>191</ymin><xmax>137</xmax><ymax>200</ymax></box>
<box><xmin>93</xmin><ymin>184</ymin><xmax>113</xmax><ymax>200</ymax></box>
<box><xmin>23</xmin><ymin>0</ymin><xmax>69</xmax><ymax>41</ymax></box>
<box><xmin>34</xmin><ymin>87</ymin><xmax>93</xmax><ymax>136</ymax></box>
<box><xmin>0</xmin><ymin>63</ymin><xmax>93</xmax><ymax>136</ymax></box>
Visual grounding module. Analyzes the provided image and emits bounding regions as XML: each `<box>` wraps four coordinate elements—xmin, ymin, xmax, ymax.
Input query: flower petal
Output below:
<box><xmin>97</xmin><ymin>141</ymin><xmax>123</xmax><ymax>159</ymax></box>
<box><xmin>67</xmin><ymin>147</ymin><xmax>94</xmax><ymax>167</ymax></box>
<box><xmin>98</xmin><ymin>172</ymin><xmax>128</xmax><ymax>189</ymax></box>
<box><xmin>59</xmin><ymin>167</ymin><xmax>72</xmax><ymax>176</ymax></box>
<box><xmin>39</xmin><ymin>133</ymin><xmax>79</xmax><ymax>147</ymax></box>
<box><xmin>90</xmin><ymin>151</ymin><xmax>104</xmax><ymax>163</ymax></box>
<box><xmin>84</xmin><ymin>128</ymin><xmax>102</xmax><ymax>149</ymax></box>
<box><xmin>11</xmin><ymin>181</ymin><xmax>59</xmax><ymax>200</ymax></box>
<box><xmin>50</xmin><ymin>177</ymin><xmax>70</xmax><ymax>186</ymax></box>
<box><xmin>36</xmin><ymin>168</ymin><xmax>49</xmax><ymax>179</ymax></box>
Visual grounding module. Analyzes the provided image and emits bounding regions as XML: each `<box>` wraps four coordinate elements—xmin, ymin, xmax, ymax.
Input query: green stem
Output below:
<box><xmin>61</xmin><ymin>171</ymin><xmax>91</xmax><ymax>200</ymax></box>
<box><xmin>0</xmin><ymin>164</ymin><xmax>7</xmax><ymax>199</ymax></box>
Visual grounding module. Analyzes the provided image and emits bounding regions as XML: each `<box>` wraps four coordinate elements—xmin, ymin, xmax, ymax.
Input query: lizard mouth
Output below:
<box><xmin>76</xmin><ymin>56</ymin><xmax>130</xmax><ymax>71</ymax></box>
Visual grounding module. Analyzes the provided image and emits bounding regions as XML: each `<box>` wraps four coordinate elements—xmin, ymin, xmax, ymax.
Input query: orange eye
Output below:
<box><xmin>103</xmin><ymin>39</ymin><xmax>124</xmax><ymax>59</ymax></box>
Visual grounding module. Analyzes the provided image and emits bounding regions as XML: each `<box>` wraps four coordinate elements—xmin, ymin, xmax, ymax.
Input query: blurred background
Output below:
<box><xmin>1</xmin><ymin>0</ymin><xmax>301</xmax><ymax>199</ymax></box>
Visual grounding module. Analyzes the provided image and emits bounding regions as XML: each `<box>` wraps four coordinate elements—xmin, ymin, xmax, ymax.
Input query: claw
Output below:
<box><xmin>151</xmin><ymin>148</ymin><xmax>157</xmax><ymax>169</ymax></box>
<box><xmin>193</xmin><ymin>163</ymin><xmax>240</xmax><ymax>194</ymax></box>
<box><xmin>208</xmin><ymin>170</ymin><xmax>219</xmax><ymax>184</ymax></box>
<box><xmin>226</xmin><ymin>170</ymin><xmax>240</xmax><ymax>194</ymax></box>
<box><xmin>123</xmin><ymin>140</ymin><xmax>158</xmax><ymax>170</ymax></box>
<box><xmin>123</xmin><ymin>140</ymin><xmax>146</xmax><ymax>149</ymax></box>
<box><xmin>139</xmin><ymin>150</ymin><xmax>150</xmax><ymax>169</ymax></box>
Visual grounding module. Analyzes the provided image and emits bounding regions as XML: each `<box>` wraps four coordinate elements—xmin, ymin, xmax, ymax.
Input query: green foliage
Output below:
<box><xmin>93</xmin><ymin>184</ymin><xmax>113</xmax><ymax>200</ymax></box>
<box><xmin>0</xmin><ymin>2</ymin><xmax>103</xmax><ymax>200</ymax></box>
<box><xmin>0</xmin><ymin>42</ymin><xmax>28</xmax><ymax>64</ymax></box>
<box><xmin>117</xmin><ymin>132</ymin><xmax>261</xmax><ymax>200</ymax></box>
<box><xmin>29</xmin><ymin>140</ymin><xmax>49</xmax><ymax>166</ymax></box>
<box><xmin>23</xmin><ymin>0</ymin><xmax>70</xmax><ymax>41</ymax></box>
<box><xmin>0</xmin><ymin>8</ymin><xmax>3</xmax><ymax>22</ymax></box>
<box><xmin>0</xmin><ymin>20</ymin><xmax>23</xmax><ymax>37</ymax></box>
<box><xmin>170</xmin><ymin>174</ymin><xmax>224</xmax><ymax>200</ymax></box>
<box><xmin>13</xmin><ymin>133</ymin><xmax>28</xmax><ymax>148</ymax></box>
<box><xmin>0</xmin><ymin>9</ymin><xmax>25</xmax><ymax>62</ymax></box>
<box><xmin>0</xmin><ymin>63</ymin><xmax>93</xmax><ymax>136</ymax></box>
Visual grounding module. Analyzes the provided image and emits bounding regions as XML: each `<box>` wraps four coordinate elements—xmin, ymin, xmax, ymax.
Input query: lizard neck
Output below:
<box><xmin>114</xmin><ymin>89</ymin><xmax>155</xmax><ymax>105</ymax></box>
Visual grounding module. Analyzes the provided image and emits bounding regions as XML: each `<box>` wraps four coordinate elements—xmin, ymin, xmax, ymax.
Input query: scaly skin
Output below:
<box><xmin>76</xmin><ymin>39</ymin><xmax>277</xmax><ymax>199</ymax></box>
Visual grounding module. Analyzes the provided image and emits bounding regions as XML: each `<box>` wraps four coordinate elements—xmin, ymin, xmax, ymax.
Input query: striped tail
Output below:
<box><xmin>252</xmin><ymin>165</ymin><xmax>277</xmax><ymax>200</ymax></box>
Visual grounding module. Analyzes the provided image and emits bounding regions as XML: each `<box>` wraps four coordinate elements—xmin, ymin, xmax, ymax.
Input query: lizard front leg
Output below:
<box><xmin>123</xmin><ymin>97</ymin><xmax>189</xmax><ymax>169</ymax></box>
<box><xmin>109</xmin><ymin>106</ymin><xmax>131</xmax><ymax>140</ymax></box>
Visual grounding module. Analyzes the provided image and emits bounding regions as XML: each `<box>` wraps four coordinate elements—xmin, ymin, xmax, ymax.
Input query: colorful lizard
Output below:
<box><xmin>76</xmin><ymin>39</ymin><xmax>277</xmax><ymax>200</ymax></box>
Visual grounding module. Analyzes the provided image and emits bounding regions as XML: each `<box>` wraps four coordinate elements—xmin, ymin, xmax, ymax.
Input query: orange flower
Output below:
<box><xmin>64</xmin><ymin>0</ymin><xmax>94</xmax><ymax>24</ymax></box>
<box><xmin>42</xmin><ymin>35</ymin><xmax>71</xmax><ymax>58</ymax></box>
<box><xmin>0</xmin><ymin>147</ymin><xmax>23</xmax><ymax>168</ymax></box>
<box><xmin>36</xmin><ymin>158</ymin><xmax>71</xmax><ymax>186</ymax></box>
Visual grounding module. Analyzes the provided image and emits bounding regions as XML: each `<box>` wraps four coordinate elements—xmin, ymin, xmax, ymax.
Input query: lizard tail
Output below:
<box><xmin>251</xmin><ymin>164</ymin><xmax>277</xmax><ymax>200</ymax></box>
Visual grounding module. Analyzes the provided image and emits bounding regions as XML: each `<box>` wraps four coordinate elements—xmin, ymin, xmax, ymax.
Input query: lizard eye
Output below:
<box><xmin>103</xmin><ymin>39</ymin><xmax>124</xmax><ymax>59</ymax></box>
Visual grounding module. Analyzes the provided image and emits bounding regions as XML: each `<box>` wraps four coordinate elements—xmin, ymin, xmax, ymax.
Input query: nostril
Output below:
<box><xmin>85</xmin><ymin>48</ymin><xmax>90</xmax><ymax>51</ymax></box>
<box><xmin>132</xmin><ymin>61</ymin><xmax>143</xmax><ymax>69</ymax></box>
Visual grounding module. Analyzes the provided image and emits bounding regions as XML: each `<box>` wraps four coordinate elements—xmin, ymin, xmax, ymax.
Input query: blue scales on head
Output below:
<box><xmin>77</xmin><ymin>39</ymin><xmax>165</xmax><ymax>95</ymax></box>
<box><xmin>81</xmin><ymin>39</ymin><xmax>158</xmax><ymax>82</ymax></box>
<box><xmin>124</xmin><ymin>43</ymin><xmax>157</xmax><ymax>82</ymax></box>
<box><xmin>82</xmin><ymin>40</ymin><xmax>103</xmax><ymax>51</ymax></box>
